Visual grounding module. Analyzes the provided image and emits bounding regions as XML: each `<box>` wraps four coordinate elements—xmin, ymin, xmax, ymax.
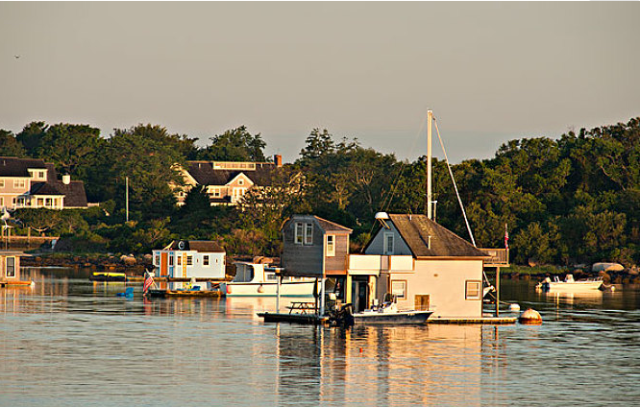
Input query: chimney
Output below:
<box><xmin>62</xmin><ymin>174</ymin><xmax>71</xmax><ymax>185</ymax></box>
<box><xmin>274</xmin><ymin>154</ymin><xmax>282</xmax><ymax>167</ymax></box>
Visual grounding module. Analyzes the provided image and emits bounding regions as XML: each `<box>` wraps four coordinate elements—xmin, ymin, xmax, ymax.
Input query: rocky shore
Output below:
<box><xmin>21</xmin><ymin>253</ymin><xmax>151</xmax><ymax>275</ymax></box>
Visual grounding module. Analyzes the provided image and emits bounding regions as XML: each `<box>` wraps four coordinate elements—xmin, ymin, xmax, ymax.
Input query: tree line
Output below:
<box><xmin>1</xmin><ymin>117</ymin><xmax>639</xmax><ymax>267</ymax></box>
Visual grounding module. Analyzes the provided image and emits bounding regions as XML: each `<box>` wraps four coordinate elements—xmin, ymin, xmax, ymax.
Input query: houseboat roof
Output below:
<box><xmin>387</xmin><ymin>214</ymin><xmax>489</xmax><ymax>259</ymax></box>
<box><xmin>164</xmin><ymin>240</ymin><xmax>225</xmax><ymax>253</ymax></box>
<box><xmin>289</xmin><ymin>215</ymin><xmax>353</xmax><ymax>234</ymax></box>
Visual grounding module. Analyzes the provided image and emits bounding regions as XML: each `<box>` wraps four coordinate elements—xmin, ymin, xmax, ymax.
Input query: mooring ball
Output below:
<box><xmin>509</xmin><ymin>303</ymin><xmax>521</xmax><ymax>312</ymax></box>
<box><xmin>518</xmin><ymin>308</ymin><xmax>542</xmax><ymax>325</ymax></box>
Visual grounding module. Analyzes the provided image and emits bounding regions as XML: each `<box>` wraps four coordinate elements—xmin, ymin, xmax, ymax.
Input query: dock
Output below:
<box><xmin>427</xmin><ymin>316</ymin><xmax>517</xmax><ymax>324</ymax></box>
<box><xmin>258</xmin><ymin>312</ymin><xmax>330</xmax><ymax>325</ymax></box>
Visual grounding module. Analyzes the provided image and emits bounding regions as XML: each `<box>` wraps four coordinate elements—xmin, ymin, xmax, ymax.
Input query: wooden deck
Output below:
<box><xmin>480</xmin><ymin>248</ymin><xmax>510</xmax><ymax>267</ymax></box>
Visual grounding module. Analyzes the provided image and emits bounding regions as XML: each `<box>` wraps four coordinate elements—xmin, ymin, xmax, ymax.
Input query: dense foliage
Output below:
<box><xmin>2</xmin><ymin>117</ymin><xmax>639</xmax><ymax>266</ymax></box>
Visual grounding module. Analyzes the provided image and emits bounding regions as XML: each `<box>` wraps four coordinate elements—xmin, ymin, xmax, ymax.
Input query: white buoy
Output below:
<box><xmin>518</xmin><ymin>308</ymin><xmax>542</xmax><ymax>325</ymax></box>
<box><xmin>509</xmin><ymin>303</ymin><xmax>521</xmax><ymax>312</ymax></box>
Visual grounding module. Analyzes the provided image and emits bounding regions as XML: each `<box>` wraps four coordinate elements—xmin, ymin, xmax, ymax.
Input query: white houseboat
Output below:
<box><xmin>220</xmin><ymin>262</ymin><xmax>316</xmax><ymax>297</ymax></box>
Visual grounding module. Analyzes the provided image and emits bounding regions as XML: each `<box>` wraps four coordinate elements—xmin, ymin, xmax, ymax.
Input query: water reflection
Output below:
<box><xmin>2</xmin><ymin>270</ymin><xmax>640</xmax><ymax>406</ymax></box>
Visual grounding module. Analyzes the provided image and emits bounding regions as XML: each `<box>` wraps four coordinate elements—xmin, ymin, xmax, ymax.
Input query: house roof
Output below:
<box><xmin>27</xmin><ymin>164</ymin><xmax>88</xmax><ymax>207</ymax></box>
<box><xmin>168</xmin><ymin>240</ymin><xmax>225</xmax><ymax>253</ymax></box>
<box><xmin>0</xmin><ymin>157</ymin><xmax>47</xmax><ymax>177</ymax></box>
<box><xmin>186</xmin><ymin>161</ymin><xmax>275</xmax><ymax>187</ymax></box>
<box><xmin>387</xmin><ymin>214</ymin><xmax>488</xmax><ymax>258</ymax></box>
<box><xmin>289</xmin><ymin>215</ymin><xmax>353</xmax><ymax>234</ymax></box>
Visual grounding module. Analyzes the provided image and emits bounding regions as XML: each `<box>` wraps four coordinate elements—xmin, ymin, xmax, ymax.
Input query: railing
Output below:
<box><xmin>480</xmin><ymin>248</ymin><xmax>509</xmax><ymax>267</ymax></box>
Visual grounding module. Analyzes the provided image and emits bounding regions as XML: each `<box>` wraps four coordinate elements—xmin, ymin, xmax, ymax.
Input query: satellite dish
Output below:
<box><xmin>178</xmin><ymin>241</ymin><xmax>186</xmax><ymax>250</ymax></box>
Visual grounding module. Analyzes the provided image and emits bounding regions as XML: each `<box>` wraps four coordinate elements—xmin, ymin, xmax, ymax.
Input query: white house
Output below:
<box><xmin>152</xmin><ymin>240</ymin><xmax>226</xmax><ymax>289</ymax></box>
<box><xmin>351</xmin><ymin>213</ymin><xmax>490</xmax><ymax>319</ymax></box>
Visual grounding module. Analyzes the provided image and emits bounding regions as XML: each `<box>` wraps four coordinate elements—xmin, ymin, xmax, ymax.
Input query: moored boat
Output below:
<box><xmin>220</xmin><ymin>262</ymin><xmax>317</xmax><ymax>297</ymax></box>
<box><xmin>90</xmin><ymin>271</ymin><xmax>126</xmax><ymax>282</ymax></box>
<box><xmin>334</xmin><ymin>296</ymin><xmax>433</xmax><ymax>326</ymax></box>
<box><xmin>536</xmin><ymin>274</ymin><xmax>604</xmax><ymax>292</ymax></box>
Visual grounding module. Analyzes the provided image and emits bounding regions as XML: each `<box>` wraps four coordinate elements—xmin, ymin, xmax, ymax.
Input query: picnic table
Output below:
<box><xmin>286</xmin><ymin>301</ymin><xmax>317</xmax><ymax>314</ymax></box>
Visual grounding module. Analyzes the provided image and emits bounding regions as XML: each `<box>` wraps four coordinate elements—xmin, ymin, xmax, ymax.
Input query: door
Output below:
<box><xmin>351</xmin><ymin>276</ymin><xmax>370</xmax><ymax>312</ymax></box>
<box><xmin>415</xmin><ymin>295</ymin><xmax>430</xmax><ymax>311</ymax></box>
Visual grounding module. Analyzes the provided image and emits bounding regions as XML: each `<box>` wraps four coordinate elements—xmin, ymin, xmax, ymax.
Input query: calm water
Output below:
<box><xmin>1</xmin><ymin>269</ymin><xmax>639</xmax><ymax>407</ymax></box>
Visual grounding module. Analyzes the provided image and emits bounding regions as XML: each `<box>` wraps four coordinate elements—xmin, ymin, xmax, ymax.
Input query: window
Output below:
<box><xmin>203</xmin><ymin>255</ymin><xmax>210</xmax><ymax>266</ymax></box>
<box><xmin>7</xmin><ymin>257</ymin><xmax>16</xmax><ymax>278</ymax></box>
<box><xmin>390</xmin><ymin>280</ymin><xmax>406</xmax><ymax>299</ymax></box>
<box><xmin>212</xmin><ymin>188</ymin><xmax>221</xmax><ymax>198</ymax></box>
<box><xmin>14</xmin><ymin>180</ymin><xmax>26</xmax><ymax>188</ymax></box>
<box><xmin>0</xmin><ymin>197</ymin><xmax>3</xmax><ymax>207</ymax></box>
<box><xmin>305</xmin><ymin>223</ymin><xmax>313</xmax><ymax>245</ymax></box>
<box><xmin>326</xmin><ymin>235</ymin><xmax>335</xmax><ymax>257</ymax></box>
<box><xmin>466</xmin><ymin>280</ymin><xmax>482</xmax><ymax>300</ymax></box>
<box><xmin>186</xmin><ymin>256</ymin><xmax>193</xmax><ymax>266</ymax></box>
<box><xmin>0</xmin><ymin>180</ymin><xmax>4</xmax><ymax>188</ymax></box>
<box><xmin>155</xmin><ymin>255</ymin><xmax>160</xmax><ymax>265</ymax></box>
<box><xmin>295</xmin><ymin>222</ymin><xmax>304</xmax><ymax>244</ymax></box>
<box><xmin>177</xmin><ymin>256</ymin><xmax>182</xmax><ymax>266</ymax></box>
<box><xmin>238</xmin><ymin>179</ymin><xmax>244</xmax><ymax>185</ymax></box>
<box><xmin>383</xmin><ymin>232</ymin><xmax>394</xmax><ymax>255</ymax></box>
<box><xmin>169</xmin><ymin>255</ymin><xmax>174</xmax><ymax>266</ymax></box>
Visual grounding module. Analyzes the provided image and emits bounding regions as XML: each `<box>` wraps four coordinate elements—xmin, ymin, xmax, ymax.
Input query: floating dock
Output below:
<box><xmin>427</xmin><ymin>316</ymin><xmax>517</xmax><ymax>325</ymax></box>
<box><xmin>258</xmin><ymin>312</ymin><xmax>330</xmax><ymax>325</ymax></box>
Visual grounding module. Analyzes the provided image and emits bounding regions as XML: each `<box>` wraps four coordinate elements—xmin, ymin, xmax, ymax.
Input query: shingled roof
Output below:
<box><xmin>388</xmin><ymin>214</ymin><xmax>488</xmax><ymax>258</ymax></box>
<box><xmin>0</xmin><ymin>157</ymin><xmax>47</xmax><ymax>177</ymax></box>
<box><xmin>289</xmin><ymin>215</ymin><xmax>353</xmax><ymax>234</ymax></box>
<box><xmin>26</xmin><ymin>163</ymin><xmax>88</xmax><ymax>208</ymax></box>
<box><xmin>186</xmin><ymin>161</ymin><xmax>275</xmax><ymax>187</ymax></box>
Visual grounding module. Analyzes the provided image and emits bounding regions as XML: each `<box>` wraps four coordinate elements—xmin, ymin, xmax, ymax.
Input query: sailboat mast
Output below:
<box><xmin>426</xmin><ymin>110</ymin><xmax>433</xmax><ymax>220</ymax></box>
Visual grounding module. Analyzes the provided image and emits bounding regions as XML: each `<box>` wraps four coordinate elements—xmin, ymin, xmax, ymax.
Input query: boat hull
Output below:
<box><xmin>352</xmin><ymin>310</ymin><xmax>434</xmax><ymax>325</ymax></box>
<box><xmin>540</xmin><ymin>280</ymin><xmax>603</xmax><ymax>292</ymax></box>
<box><xmin>220</xmin><ymin>281</ymin><xmax>316</xmax><ymax>297</ymax></box>
<box><xmin>146</xmin><ymin>289</ymin><xmax>221</xmax><ymax>298</ymax></box>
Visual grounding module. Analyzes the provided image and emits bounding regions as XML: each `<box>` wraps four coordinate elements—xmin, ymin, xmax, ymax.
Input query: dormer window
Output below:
<box><xmin>294</xmin><ymin>222</ymin><xmax>314</xmax><ymax>245</ymax></box>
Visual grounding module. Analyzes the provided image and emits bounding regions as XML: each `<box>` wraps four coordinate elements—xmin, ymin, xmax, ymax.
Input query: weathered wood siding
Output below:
<box><xmin>281</xmin><ymin>219</ymin><xmax>324</xmax><ymax>277</ymax></box>
<box><xmin>325</xmin><ymin>234</ymin><xmax>349</xmax><ymax>274</ymax></box>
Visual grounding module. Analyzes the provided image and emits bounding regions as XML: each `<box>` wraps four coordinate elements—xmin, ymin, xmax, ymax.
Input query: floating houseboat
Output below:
<box><xmin>0</xmin><ymin>251</ymin><xmax>32</xmax><ymax>287</ymax></box>
<box><xmin>152</xmin><ymin>240</ymin><xmax>226</xmax><ymax>290</ymax></box>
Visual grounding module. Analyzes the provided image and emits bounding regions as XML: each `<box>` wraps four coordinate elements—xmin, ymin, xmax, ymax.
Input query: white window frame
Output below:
<box><xmin>383</xmin><ymin>232</ymin><xmax>394</xmax><ymax>255</ymax></box>
<box><xmin>465</xmin><ymin>280</ymin><xmax>482</xmax><ymax>300</ymax></box>
<box><xmin>14</xmin><ymin>179</ymin><xmax>26</xmax><ymax>189</ymax></box>
<box><xmin>390</xmin><ymin>280</ymin><xmax>406</xmax><ymax>299</ymax></box>
<box><xmin>0</xmin><ymin>180</ymin><xmax>4</xmax><ymax>188</ymax></box>
<box><xmin>203</xmin><ymin>255</ymin><xmax>210</xmax><ymax>266</ymax></box>
<box><xmin>326</xmin><ymin>235</ymin><xmax>335</xmax><ymax>257</ymax></box>
<box><xmin>295</xmin><ymin>222</ymin><xmax>304</xmax><ymax>245</ymax></box>
<box><xmin>6</xmin><ymin>257</ymin><xmax>16</xmax><ymax>278</ymax></box>
<box><xmin>304</xmin><ymin>223</ymin><xmax>313</xmax><ymax>245</ymax></box>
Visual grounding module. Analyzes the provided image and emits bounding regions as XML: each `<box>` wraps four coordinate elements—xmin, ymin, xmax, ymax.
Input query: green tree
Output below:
<box><xmin>199</xmin><ymin>126</ymin><xmax>266</xmax><ymax>162</ymax></box>
<box><xmin>16</xmin><ymin>122</ymin><xmax>47</xmax><ymax>156</ymax></box>
<box><xmin>0</xmin><ymin>130</ymin><xmax>26</xmax><ymax>157</ymax></box>
<box><xmin>36</xmin><ymin>123</ymin><xmax>102</xmax><ymax>178</ymax></box>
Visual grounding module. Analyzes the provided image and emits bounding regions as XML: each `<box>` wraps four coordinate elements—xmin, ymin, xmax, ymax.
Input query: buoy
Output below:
<box><xmin>509</xmin><ymin>303</ymin><xmax>521</xmax><ymax>312</ymax></box>
<box><xmin>518</xmin><ymin>308</ymin><xmax>542</xmax><ymax>325</ymax></box>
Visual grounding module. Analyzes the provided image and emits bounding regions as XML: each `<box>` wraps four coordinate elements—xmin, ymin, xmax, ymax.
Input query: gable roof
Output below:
<box><xmin>288</xmin><ymin>215</ymin><xmax>353</xmax><ymax>234</ymax></box>
<box><xmin>0</xmin><ymin>157</ymin><xmax>47</xmax><ymax>177</ymax></box>
<box><xmin>387</xmin><ymin>214</ymin><xmax>488</xmax><ymax>258</ymax></box>
<box><xmin>186</xmin><ymin>161</ymin><xmax>275</xmax><ymax>187</ymax></box>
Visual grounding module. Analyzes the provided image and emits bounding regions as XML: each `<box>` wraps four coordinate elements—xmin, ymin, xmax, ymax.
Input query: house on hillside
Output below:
<box><xmin>0</xmin><ymin>157</ymin><xmax>88</xmax><ymax>210</ymax></box>
<box><xmin>152</xmin><ymin>240</ymin><xmax>226</xmax><ymax>289</ymax></box>
<box><xmin>354</xmin><ymin>213</ymin><xmax>490</xmax><ymax>318</ymax></box>
<box><xmin>173</xmin><ymin>155</ymin><xmax>284</xmax><ymax>206</ymax></box>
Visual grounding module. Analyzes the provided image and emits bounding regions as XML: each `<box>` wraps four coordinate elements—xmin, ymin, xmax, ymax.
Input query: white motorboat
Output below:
<box><xmin>536</xmin><ymin>274</ymin><xmax>604</xmax><ymax>292</ymax></box>
<box><xmin>336</xmin><ymin>296</ymin><xmax>433</xmax><ymax>326</ymax></box>
<box><xmin>219</xmin><ymin>262</ymin><xmax>317</xmax><ymax>297</ymax></box>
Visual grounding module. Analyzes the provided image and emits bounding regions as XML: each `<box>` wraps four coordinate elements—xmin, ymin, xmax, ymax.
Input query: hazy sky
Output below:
<box><xmin>1</xmin><ymin>2</ymin><xmax>639</xmax><ymax>163</ymax></box>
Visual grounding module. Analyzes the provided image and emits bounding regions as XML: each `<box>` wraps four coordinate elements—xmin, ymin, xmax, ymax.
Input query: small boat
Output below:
<box><xmin>90</xmin><ymin>271</ymin><xmax>126</xmax><ymax>282</ymax></box>
<box><xmin>334</xmin><ymin>296</ymin><xmax>433</xmax><ymax>326</ymax></box>
<box><xmin>146</xmin><ymin>287</ymin><xmax>222</xmax><ymax>298</ymax></box>
<box><xmin>219</xmin><ymin>262</ymin><xmax>317</xmax><ymax>297</ymax></box>
<box><xmin>536</xmin><ymin>274</ymin><xmax>603</xmax><ymax>292</ymax></box>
